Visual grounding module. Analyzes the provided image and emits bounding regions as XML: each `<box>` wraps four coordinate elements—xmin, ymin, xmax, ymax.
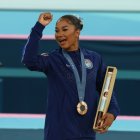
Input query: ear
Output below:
<box><xmin>75</xmin><ymin>29</ymin><xmax>80</xmax><ymax>38</ymax></box>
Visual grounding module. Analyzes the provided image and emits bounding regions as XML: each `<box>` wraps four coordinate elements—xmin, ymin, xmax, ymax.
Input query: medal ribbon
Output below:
<box><xmin>62</xmin><ymin>49</ymin><xmax>87</xmax><ymax>102</ymax></box>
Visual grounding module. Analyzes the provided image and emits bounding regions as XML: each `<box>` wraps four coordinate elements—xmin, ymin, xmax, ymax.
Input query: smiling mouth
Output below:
<box><xmin>59</xmin><ymin>39</ymin><xmax>67</xmax><ymax>45</ymax></box>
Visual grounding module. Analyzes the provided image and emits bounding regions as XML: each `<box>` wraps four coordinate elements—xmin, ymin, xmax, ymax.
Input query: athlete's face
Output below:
<box><xmin>55</xmin><ymin>19</ymin><xmax>80</xmax><ymax>51</ymax></box>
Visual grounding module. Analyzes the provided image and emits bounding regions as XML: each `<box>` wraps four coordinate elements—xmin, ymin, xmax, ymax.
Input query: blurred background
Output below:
<box><xmin>0</xmin><ymin>0</ymin><xmax>140</xmax><ymax>140</ymax></box>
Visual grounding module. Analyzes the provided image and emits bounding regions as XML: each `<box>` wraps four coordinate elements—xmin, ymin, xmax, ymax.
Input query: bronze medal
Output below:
<box><xmin>77</xmin><ymin>101</ymin><xmax>88</xmax><ymax>115</ymax></box>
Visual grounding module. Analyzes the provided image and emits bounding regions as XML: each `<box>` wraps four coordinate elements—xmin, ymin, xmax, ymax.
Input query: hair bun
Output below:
<box><xmin>73</xmin><ymin>14</ymin><xmax>83</xmax><ymax>30</ymax></box>
<box><xmin>79</xmin><ymin>20</ymin><xmax>83</xmax><ymax>30</ymax></box>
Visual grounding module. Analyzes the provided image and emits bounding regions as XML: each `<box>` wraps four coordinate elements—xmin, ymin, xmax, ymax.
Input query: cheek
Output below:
<box><xmin>67</xmin><ymin>35</ymin><xmax>75</xmax><ymax>44</ymax></box>
<box><xmin>68</xmin><ymin>33</ymin><xmax>77</xmax><ymax>40</ymax></box>
<box><xmin>55</xmin><ymin>34</ymin><xmax>59</xmax><ymax>42</ymax></box>
<box><xmin>55</xmin><ymin>33</ymin><xmax>57</xmax><ymax>39</ymax></box>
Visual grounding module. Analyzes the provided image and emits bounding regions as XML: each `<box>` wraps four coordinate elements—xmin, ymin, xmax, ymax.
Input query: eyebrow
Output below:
<box><xmin>62</xmin><ymin>25</ymin><xmax>68</xmax><ymax>28</ymax></box>
<box><xmin>55</xmin><ymin>25</ymin><xmax>68</xmax><ymax>30</ymax></box>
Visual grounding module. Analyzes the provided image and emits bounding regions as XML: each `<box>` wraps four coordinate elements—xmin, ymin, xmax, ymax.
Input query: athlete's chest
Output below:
<box><xmin>49</xmin><ymin>53</ymin><xmax>99</xmax><ymax>83</ymax></box>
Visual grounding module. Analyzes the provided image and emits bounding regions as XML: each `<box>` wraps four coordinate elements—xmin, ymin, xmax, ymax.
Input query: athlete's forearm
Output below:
<box><xmin>21</xmin><ymin>22</ymin><xmax>45</xmax><ymax>64</ymax></box>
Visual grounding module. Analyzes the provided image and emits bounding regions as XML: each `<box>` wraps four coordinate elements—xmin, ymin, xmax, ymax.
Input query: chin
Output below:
<box><xmin>60</xmin><ymin>45</ymin><xmax>70</xmax><ymax>50</ymax></box>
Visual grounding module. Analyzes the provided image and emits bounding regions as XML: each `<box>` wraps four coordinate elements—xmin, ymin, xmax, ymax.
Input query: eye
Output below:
<box><xmin>55</xmin><ymin>29</ymin><xmax>58</xmax><ymax>33</ymax></box>
<box><xmin>63</xmin><ymin>28</ymin><xmax>68</xmax><ymax>31</ymax></box>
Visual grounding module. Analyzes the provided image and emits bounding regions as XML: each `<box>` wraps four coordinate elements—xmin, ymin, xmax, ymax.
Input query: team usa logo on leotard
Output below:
<box><xmin>85</xmin><ymin>59</ymin><xmax>93</xmax><ymax>69</ymax></box>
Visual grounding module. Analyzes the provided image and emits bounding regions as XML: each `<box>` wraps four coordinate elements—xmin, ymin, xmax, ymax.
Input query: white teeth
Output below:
<box><xmin>59</xmin><ymin>39</ymin><xmax>66</xmax><ymax>43</ymax></box>
<box><xmin>58</xmin><ymin>38</ymin><xmax>66</xmax><ymax>41</ymax></box>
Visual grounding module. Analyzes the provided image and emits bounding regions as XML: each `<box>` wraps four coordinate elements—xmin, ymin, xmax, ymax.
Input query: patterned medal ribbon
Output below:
<box><xmin>62</xmin><ymin>48</ymin><xmax>88</xmax><ymax>115</ymax></box>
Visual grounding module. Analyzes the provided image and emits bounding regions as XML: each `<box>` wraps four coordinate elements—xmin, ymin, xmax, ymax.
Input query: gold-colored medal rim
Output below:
<box><xmin>77</xmin><ymin>101</ymin><xmax>88</xmax><ymax>115</ymax></box>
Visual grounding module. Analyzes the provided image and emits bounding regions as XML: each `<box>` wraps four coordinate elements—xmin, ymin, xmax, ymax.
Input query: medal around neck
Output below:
<box><xmin>62</xmin><ymin>49</ymin><xmax>87</xmax><ymax>115</ymax></box>
<box><xmin>77</xmin><ymin>101</ymin><xmax>88</xmax><ymax>115</ymax></box>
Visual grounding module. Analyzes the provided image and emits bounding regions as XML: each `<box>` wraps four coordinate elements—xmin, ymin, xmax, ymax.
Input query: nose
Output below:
<box><xmin>55</xmin><ymin>31</ymin><xmax>64</xmax><ymax>38</ymax></box>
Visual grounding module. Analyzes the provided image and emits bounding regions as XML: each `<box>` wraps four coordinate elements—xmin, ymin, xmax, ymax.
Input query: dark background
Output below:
<box><xmin>0</xmin><ymin>39</ymin><xmax>140</xmax><ymax>115</ymax></box>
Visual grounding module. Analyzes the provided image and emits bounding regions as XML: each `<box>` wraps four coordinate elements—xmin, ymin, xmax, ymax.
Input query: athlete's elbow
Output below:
<box><xmin>22</xmin><ymin>60</ymin><xmax>37</xmax><ymax>71</ymax></box>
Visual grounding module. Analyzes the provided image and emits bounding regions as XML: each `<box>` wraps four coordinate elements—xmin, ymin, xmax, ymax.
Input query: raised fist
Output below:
<box><xmin>38</xmin><ymin>12</ymin><xmax>53</xmax><ymax>26</ymax></box>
